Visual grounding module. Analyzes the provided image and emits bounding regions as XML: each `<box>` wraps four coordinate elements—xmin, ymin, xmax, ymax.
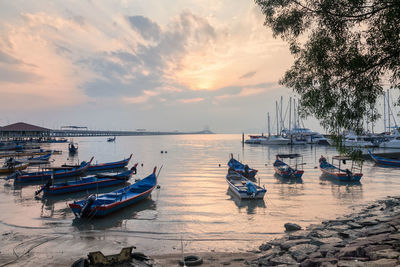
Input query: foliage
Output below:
<box><xmin>255</xmin><ymin>0</ymin><xmax>400</xmax><ymax>134</ymax></box>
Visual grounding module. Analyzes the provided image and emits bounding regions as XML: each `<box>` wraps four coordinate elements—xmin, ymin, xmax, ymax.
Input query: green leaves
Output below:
<box><xmin>255</xmin><ymin>0</ymin><xmax>400</xmax><ymax>134</ymax></box>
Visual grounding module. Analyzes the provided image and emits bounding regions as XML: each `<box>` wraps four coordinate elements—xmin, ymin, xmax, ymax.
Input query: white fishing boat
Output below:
<box><xmin>226</xmin><ymin>169</ymin><xmax>266</xmax><ymax>199</ymax></box>
<box><xmin>379</xmin><ymin>128</ymin><xmax>400</xmax><ymax>148</ymax></box>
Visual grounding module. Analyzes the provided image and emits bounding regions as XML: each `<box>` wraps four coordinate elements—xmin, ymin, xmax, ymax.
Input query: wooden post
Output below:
<box><xmin>242</xmin><ymin>132</ymin><xmax>244</xmax><ymax>146</ymax></box>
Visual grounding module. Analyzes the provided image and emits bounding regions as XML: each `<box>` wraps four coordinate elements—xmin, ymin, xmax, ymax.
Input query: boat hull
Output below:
<box><xmin>0</xmin><ymin>162</ymin><xmax>29</xmax><ymax>174</ymax></box>
<box><xmin>44</xmin><ymin>178</ymin><xmax>126</xmax><ymax>195</ymax></box>
<box><xmin>274</xmin><ymin>166</ymin><xmax>304</xmax><ymax>179</ymax></box>
<box><xmin>368</xmin><ymin>150</ymin><xmax>400</xmax><ymax>166</ymax></box>
<box><xmin>320</xmin><ymin>166</ymin><xmax>362</xmax><ymax>181</ymax></box>
<box><xmin>225</xmin><ymin>172</ymin><xmax>266</xmax><ymax>199</ymax></box>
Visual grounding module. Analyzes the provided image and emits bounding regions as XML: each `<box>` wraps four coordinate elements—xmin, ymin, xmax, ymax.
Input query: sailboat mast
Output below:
<box><xmin>289</xmin><ymin>97</ymin><xmax>292</xmax><ymax>134</ymax></box>
<box><xmin>384</xmin><ymin>93</ymin><xmax>387</xmax><ymax>133</ymax></box>
<box><xmin>280</xmin><ymin>96</ymin><xmax>283</xmax><ymax>134</ymax></box>
<box><xmin>388</xmin><ymin>89</ymin><xmax>391</xmax><ymax>132</ymax></box>
<box><xmin>276</xmin><ymin>101</ymin><xmax>279</xmax><ymax>135</ymax></box>
<box><xmin>267</xmin><ymin>112</ymin><xmax>270</xmax><ymax>137</ymax></box>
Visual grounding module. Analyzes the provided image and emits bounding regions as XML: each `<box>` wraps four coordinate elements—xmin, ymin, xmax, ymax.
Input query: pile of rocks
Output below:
<box><xmin>251</xmin><ymin>196</ymin><xmax>400</xmax><ymax>266</ymax></box>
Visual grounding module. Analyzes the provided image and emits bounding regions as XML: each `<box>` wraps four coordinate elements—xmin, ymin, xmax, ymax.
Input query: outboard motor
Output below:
<box><xmin>5</xmin><ymin>170</ymin><xmax>22</xmax><ymax>181</ymax></box>
<box><xmin>246</xmin><ymin>181</ymin><xmax>258</xmax><ymax>197</ymax></box>
<box><xmin>35</xmin><ymin>179</ymin><xmax>52</xmax><ymax>196</ymax></box>
<box><xmin>81</xmin><ymin>194</ymin><xmax>96</xmax><ymax>218</ymax></box>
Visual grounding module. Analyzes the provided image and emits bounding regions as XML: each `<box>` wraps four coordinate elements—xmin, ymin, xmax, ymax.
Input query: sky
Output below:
<box><xmin>0</xmin><ymin>0</ymin><xmax>331</xmax><ymax>133</ymax></box>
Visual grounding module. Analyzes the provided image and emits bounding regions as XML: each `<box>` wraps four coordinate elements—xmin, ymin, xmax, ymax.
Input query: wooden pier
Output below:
<box><xmin>49</xmin><ymin>129</ymin><xmax>213</xmax><ymax>137</ymax></box>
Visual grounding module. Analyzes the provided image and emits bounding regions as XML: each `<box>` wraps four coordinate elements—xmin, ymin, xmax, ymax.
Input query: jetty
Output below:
<box><xmin>0</xmin><ymin>122</ymin><xmax>213</xmax><ymax>139</ymax></box>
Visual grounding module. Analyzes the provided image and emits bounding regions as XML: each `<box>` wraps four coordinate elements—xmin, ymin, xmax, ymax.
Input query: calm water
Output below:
<box><xmin>1</xmin><ymin>134</ymin><xmax>400</xmax><ymax>255</ymax></box>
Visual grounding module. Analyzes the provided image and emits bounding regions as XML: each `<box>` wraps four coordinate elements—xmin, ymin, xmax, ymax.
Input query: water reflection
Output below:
<box><xmin>274</xmin><ymin>173</ymin><xmax>303</xmax><ymax>184</ymax></box>
<box><xmin>319</xmin><ymin>174</ymin><xmax>363</xmax><ymax>200</ymax></box>
<box><xmin>226</xmin><ymin>189</ymin><xmax>266</xmax><ymax>214</ymax></box>
<box><xmin>72</xmin><ymin>198</ymin><xmax>156</xmax><ymax>230</ymax></box>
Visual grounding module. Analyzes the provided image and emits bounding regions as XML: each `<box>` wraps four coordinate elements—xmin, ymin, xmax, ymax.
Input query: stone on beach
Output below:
<box><xmin>284</xmin><ymin>223</ymin><xmax>302</xmax><ymax>232</ymax></box>
<box><xmin>254</xmin><ymin>196</ymin><xmax>400</xmax><ymax>266</ymax></box>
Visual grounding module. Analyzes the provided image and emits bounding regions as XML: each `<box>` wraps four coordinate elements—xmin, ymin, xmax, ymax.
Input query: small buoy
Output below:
<box><xmin>141</xmin><ymin>163</ymin><xmax>143</xmax><ymax>167</ymax></box>
<box><xmin>218</xmin><ymin>164</ymin><xmax>221</xmax><ymax>167</ymax></box>
<box><xmin>156</xmin><ymin>185</ymin><xmax>161</xmax><ymax>189</ymax></box>
<box><xmin>165</xmin><ymin>151</ymin><xmax>167</xmax><ymax>153</ymax></box>
<box><xmin>265</xmin><ymin>164</ymin><xmax>268</xmax><ymax>166</ymax></box>
<box><xmin>161</xmin><ymin>151</ymin><xmax>164</xmax><ymax>153</ymax></box>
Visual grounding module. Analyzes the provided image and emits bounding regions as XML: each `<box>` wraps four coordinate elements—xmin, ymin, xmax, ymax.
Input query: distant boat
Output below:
<box><xmin>69</xmin><ymin>142</ymin><xmax>78</xmax><ymax>153</ymax></box>
<box><xmin>244</xmin><ymin>135</ymin><xmax>267</xmax><ymax>144</ymax></box>
<box><xmin>107</xmin><ymin>136</ymin><xmax>116</xmax><ymax>142</ymax></box>
<box><xmin>15</xmin><ymin>152</ymin><xmax>53</xmax><ymax>164</ymax></box>
<box><xmin>368</xmin><ymin>150</ymin><xmax>400</xmax><ymax>167</ymax></box>
<box><xmin>36</xmin><ymin>166</ymin><xmax>137</xmax><ymax>196</ymax></box>
<box><xmin>319</xmin><ymin>155</ymin><xmax>363</xmax><ymax>181</ymax></box>
<box><xmin>0</xmin><ymin>160</ymin><xmax>29</xmax><ymax>174</ymax></box>
<box><xmin>7</xmin><ymin>157</ymin><xmax>93</xmax><ymax>183</ymax></box>
<box><xmin>282</xmin><ymin>128</ymin><xmax>329</xmax><ymax>145</ymax></box>
<box><xmin>344</xmin><ymin>134</ymin><xmax>376</xmax><ymax>147</ymax></box>
<box><xmin>228</xmin><ymin>154</ymin><xmax>257</xmax><ymax>179</ymax></box>
<box><xmin>225</xmin><ymin>169</ymin><xmax>266</xmax><ymax>199</ymax></box>
<box><xmin>69</xmin><ymin>167</ymin><xmax>158</xmax><ymax>218</ymax></box>
<box><xmin>273</xmin><ymin>154</ymin><xmax>304</xmax><ymax>179</ymax></box>
<box><xmin>260</xmin><ymin>135</ymin><xmax>291</xmax><ymax>145</ymax></box>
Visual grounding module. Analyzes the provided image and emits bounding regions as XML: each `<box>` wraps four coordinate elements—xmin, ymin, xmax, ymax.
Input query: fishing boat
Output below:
<box><xmin>0</xmin><ymin>160</ymin><xmax>29</xmax><ymax>174</ymax></box>
<box><xmin>36</xmin><ymin>165</ymin><xmax>137</xmax><ymax>196</ymax></box>
<box><xmin>69</xmin><ymin>142</ymin><xmax>78</xmax><ymax>153</ymax></box>
<box><xmin>273</xmin><ymin>154</ymin><xmax>304</xmax><ymax>179</ymax></box>
<box><xmin>319</xmin><ymin>155</ymin><xmax>363</xmax><ymax>181</ymax></box>
<box><xmin>0</xmin><ymin>149</ymin><xmax>54</xmax><ymax>159</ymax></box>
<box><xmin>107</xmin><ymin>136</ymin><xmax>116</xmax><ymax>142</ymax></box>
<box><xmin>69</xmin><ymin>167</ymin><xmax>158</xmax><ymax>218</ymax></box>
<box><xmin>62</xmin><ymin>154</ymin><xmax>133</xmax><ymax>172</ymax></box>
<box><xmin>7</xmin><ymin>157</ymin><xmax>93</xmax><ymax>183</ymax></box>
<box><xmin>368</xmin><ymin>150</ymin><xmax>400</xmax><ymax>167</ymax></box>
<box><xmin>15</xmin><ymin>152</ymin><xmax>53</xmax><ymax>164</ymax></box>
<box><xmin>226</xmin><ymin>169</ymin><xmax>266</xmax><ymax>199</ymax></box>
<box><xmin>227</xmin><ymin>154</ymin><xmax>258</xmax><ymax>179</ymax></box>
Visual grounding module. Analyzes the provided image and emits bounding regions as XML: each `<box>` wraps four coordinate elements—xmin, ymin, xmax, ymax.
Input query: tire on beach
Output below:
<box><xmin>179</xmin><ymin>255</ymin><xmax>203</xmax><ymax>266</ymax></box>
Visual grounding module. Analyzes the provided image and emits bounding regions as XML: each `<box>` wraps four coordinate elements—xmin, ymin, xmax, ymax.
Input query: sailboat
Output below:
<box><xmin>260</xmin><ymin>110</ymin><xmax>290</xmax><ymax>145</ymax></box>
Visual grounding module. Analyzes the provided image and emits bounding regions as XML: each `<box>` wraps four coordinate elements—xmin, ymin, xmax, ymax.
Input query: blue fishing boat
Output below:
<box><xmin>368</xmin><ymin>150</ymin><xmax>400</xmax><ymax>167</ymax></box>
<box><xmin>69</xmin><ymin>142</ymin><xmax>78</xmax><ymax>154</ymax></box>
<box><xmin>69</xmin><ymin>167</ymin><xmax>157</xmax><ymax>218</ymax></box>
<box><xmin>273</xmin><ymin>154</ymin><xmax>304</xmax><ymax>179</ymax></box>
<box><xmin>226</xmin><ymin>169</ymin><xmax>266</xmax><ymax>199</ymax></box>
<box><xmin>107</xmin><ymin>136</ymin><xmax>116</xmax><ymax>142</ymax></box>
<box><xmin>15</xmin><ymin>152</ymin><xmax>53</xmax><ymax>164</ymax></box>
<box><xmin>62</xmin><ymin>154</ymin><xmax>133</xmax><ymax>171</ymax></box>
<box><xmin>319</xmin><ymin>155</ymin><xmax>363</xmax><ymax>181</ymax></box>
<box><xmin>36</xmin><ymin>165</ymin><xmax>137</xmax><ymax>196</ymax></box>
<box><xmin>7</xmin><ymin>157</ymin><xmax>93</xmax><ymax>183</ymax></box>
<box><xmin>228</xmin><ymin>154</ymin><xmax>258</xmax><ymax>179</ymax></box>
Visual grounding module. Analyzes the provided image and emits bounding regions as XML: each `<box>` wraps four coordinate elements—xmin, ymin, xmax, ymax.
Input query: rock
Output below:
<box><xmin>268</xmin><ymin>237</ymin><xmax>289</xmax><ymax>246</ymax></box>
<box><xmin>311</xmin><ymin>237</ymin><xmax>344</xmax><ymax>246</ymax></box>
<box><xmin>311</xmin><ymin>229</ymin><xmax>338</xmax><ymax>238</ymax></box>
<box><xmin>347</xmin><ymin>222</ymin><xmax>362</xmax><ymax>229</ymax></box>
<box><xmin>368</xmin><ymin>249</ymin><xmax>400</xmax><ymax>260</ymax></box>
<box><xmin>338</xmin><ymin>246</ymin><xmax>367</xmax><ymax>258</ymax></box>
<box><xmin>365</xmin><ymin>258</ymin><xmax>400</xmax><ymax>266</ymax></box>
<box><xmin>358</xmin><ymin>218</ymin><xmax>379</xmax><ymax>227</ymax></box>
<box><xmin>337</xmin><ymin>260</ymin><xmax>368</xmax><ymax>267</ymax></box>
<box><xmin>259</xmin><ymin>243</ymin><xmax>272</xmax><ymax>251</ymax></box>
<box><xmin>328</xmin><ymin>224</ymin><xmax>350</xmax><ymax>231</ymax></box>
<box><xmin>285</xmin><ymin>223</ymin><xmax>302</xmax><ymax>232</ymax></box>
<box><xmin>301</xmin><ymin>257</ymin><xmax>338</xmax><ymax>267</ymax></box>
<box><xmin>269</xmin><ymin>253</ymin><xmax>297</xmax><ymax>265</ymax></box>
<box><xmin>280</xmin><ymin>239</ymin><xmax>312</xmax><ymax>250</ymax></box>
<box><xmin>289</xmin><ymin>244</ymin><xmax>318</xmax><ymax>262</ymax></box>
<box><xmin>288</xmin><ymin>230</ymin><xmax>311</xmax><ymax>240</ymax></box>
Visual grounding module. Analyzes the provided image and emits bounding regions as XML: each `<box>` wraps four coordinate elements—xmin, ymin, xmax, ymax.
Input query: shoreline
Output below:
<box><xmin>2</xmin><ymin>195</ymin><xmax>400</xmax><ymax>266</ymax></box>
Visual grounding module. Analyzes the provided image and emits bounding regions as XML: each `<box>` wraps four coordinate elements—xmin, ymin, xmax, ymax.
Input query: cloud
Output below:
<box><xmin>179</xmin><ymin>97</ymin><xmax>204</xmax><ymax>103</ymax></box>
<box><xmin>0</xmin><ymin>65</ymin><xmax>40</xmax><ymax>83</ymax></box>
<box><xmin>240</xmin><ymin>71</ymin><xmax>256</xmax><ymax>79</ymax></box>
<box><xmin>127</xmin><ymin>16</ymin><xmax>161</xmax><ymax>41</ymax></box>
